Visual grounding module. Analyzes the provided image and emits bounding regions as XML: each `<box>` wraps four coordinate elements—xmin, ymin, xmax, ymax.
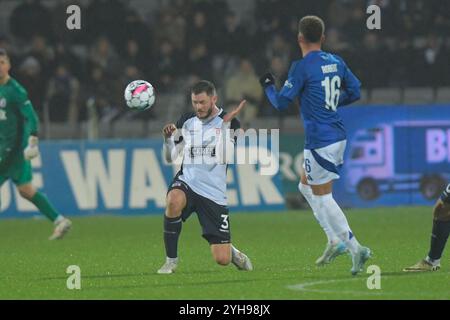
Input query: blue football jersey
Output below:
<box><xmin>265</xmin><ymin>50</ymin><xmax>361</xmax><ymax>149</ymax></box>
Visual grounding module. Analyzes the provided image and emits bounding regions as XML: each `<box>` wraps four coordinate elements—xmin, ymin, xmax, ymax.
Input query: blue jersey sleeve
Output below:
<box><xmin>338</xmin><ymin>58</ymin><xmax>361</xmax><ymax>107</ymax></box>
<box><xmin>264</xmin><ymin>61</ymin><xmax>304</xmax><ymax>111</ymax></box>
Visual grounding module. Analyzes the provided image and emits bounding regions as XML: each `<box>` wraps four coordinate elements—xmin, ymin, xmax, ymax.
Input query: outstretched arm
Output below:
<box><xmin>263</xmin><ymin>83</ymin><xmax>292</xmax><ymax>111</ymax></box>
<box><xmin>216</xmin><ymin>100</ymin><xmax>246</xmax><ymax>164</ymax></box>
<box><xmin>260</xmin><ymin>62</ymin><xmax>304</xmax><ymax>112</ymax></box>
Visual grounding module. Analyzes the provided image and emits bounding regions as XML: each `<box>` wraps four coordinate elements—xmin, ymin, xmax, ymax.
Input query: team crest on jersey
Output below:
<box><xmin>0</xmin><ymin>97</ymin><xmax>6</xmax><ymax>108</ymax></box>
<box><xmin>284</xmin><ymin>80</ymin><xmax>293</xmax><ymax>89</ymax></box>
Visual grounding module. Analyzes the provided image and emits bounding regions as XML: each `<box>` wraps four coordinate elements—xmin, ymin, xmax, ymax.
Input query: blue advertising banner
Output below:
<box><xmin>335</xmin><ymin>105</ymin><xmax>450</xmax><ymax>207</ymax></box>
<box><xmin>0</xmin><ymin>140</ymin><xmax>285</xmax><ymax>218</ymax></box>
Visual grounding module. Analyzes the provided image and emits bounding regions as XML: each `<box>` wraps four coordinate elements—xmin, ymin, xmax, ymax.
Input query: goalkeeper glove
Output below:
<box><xmin>259</xmin><ymin>73</ymin><xmax>275</xmax><ymax>88</ymax></box>
<box><xmin>24</xmin><ymin>136</ymin><xmax>40</xmax><ymax>160</ymax></box>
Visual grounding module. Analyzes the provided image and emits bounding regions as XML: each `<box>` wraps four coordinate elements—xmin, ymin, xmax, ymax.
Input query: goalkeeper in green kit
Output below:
<box><xmin>0</xmin><ymin>49</ymin><xmax>71</xmax><ymax>240</ymax></box>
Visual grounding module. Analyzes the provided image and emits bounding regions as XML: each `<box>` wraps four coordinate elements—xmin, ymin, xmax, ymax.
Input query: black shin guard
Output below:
<box><xmin>164</xmin><ymin>216</ymin><xmax>182</xmax><ymax>259</ymax></box>
<box><xmin>428</xmin><ymin>219</ymin><xmax>450</xmax><ymax>261</ymax></box>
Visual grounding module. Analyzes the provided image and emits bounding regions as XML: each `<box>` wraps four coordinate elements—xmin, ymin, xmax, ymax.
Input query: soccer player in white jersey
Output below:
<box><xmin>157</xmin><ymin>80</ymin><xmax>253</xmax><ymax>274</ymax></box>
<box><xmin>404</xmin><ymin>184</ymin><xmax>450</xmax><ymax>272</ymax></box>
<box><xmin>260</xmin><ymin>16</ymin><xmax>371</xmax><ymax>275</ymax></box>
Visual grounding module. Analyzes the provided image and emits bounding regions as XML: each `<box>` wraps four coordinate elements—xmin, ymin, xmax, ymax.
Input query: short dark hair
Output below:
<box><xmin>0</xmin><ymin>48</ymin><xmax>9</xmax><ymax>60</ymax></box>
<box><xmin>191</xmin><ymin>80</ymin><xmax>216</xmax><ymax>96</ymax></box>
<box><xmin>298</xmin><ymin>16</ymin><xmax>325</xmax><ymax>43</ymax></box>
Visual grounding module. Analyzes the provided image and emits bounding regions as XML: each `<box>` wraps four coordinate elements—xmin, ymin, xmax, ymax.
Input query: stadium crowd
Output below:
<box><xmin>1</xmin><ymin>0</ymin><xmax>449</xmax><ymax>127</ymax></box>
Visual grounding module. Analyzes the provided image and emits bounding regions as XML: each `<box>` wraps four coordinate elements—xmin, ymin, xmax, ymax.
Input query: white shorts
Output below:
<box><xmin>303</xmin><ymin>140</ymin><xmax>347</xmax><ymax>185</ymax></box>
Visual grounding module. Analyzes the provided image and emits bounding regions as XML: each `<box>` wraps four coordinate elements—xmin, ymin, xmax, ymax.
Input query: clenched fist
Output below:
<box><xmin>162</xmin><ymin>124</ymin><xmax>177</xmax><ymax>139</ymax></box>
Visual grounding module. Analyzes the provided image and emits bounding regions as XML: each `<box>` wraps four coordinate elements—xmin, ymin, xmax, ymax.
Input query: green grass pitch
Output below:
<box><xmin>0</xmin><ymin>207</ymin><xmax>449</xmax><ymax>300</ymax></box>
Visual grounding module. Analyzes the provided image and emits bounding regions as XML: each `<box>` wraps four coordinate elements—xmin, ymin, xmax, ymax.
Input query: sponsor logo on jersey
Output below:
<box><xmin>0</xmin><ymin>98</ymin><xmax>6</xmax><ymax>108</ymax></box>
<box><xmin>190</xmin><ymin>146</ymin><xmax>216</xmax><ymax>157</ymax></box>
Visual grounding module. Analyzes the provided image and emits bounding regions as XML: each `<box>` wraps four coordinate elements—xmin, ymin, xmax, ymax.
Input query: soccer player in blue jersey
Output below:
<box><xmin>260</xmin><ymin>16</ymin><xmax>371</xmax><ymax>275</ymax></box>
<box><xmin>404</xmin><ymin>184</ymin><xmax>450</xmax><ymax>272</ymax></box>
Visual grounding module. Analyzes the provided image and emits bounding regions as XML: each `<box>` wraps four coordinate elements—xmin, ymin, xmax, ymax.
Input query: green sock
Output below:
<box><xmin>30</xmin><ymin>192</ymin><xmax>60</xmax><ymax>222</ymax></box>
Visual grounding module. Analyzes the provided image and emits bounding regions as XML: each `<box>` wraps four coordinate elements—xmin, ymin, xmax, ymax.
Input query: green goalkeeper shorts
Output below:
<box><xmin>0</xmin><ymin>151</ymin><xmax>32</xmax><ymax>187</ymax></box>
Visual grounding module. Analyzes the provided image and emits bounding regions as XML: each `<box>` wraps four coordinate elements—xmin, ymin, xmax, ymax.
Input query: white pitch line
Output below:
<box><xmin>287</xmin><ymin>278</ymin><xmax>385</xmax><ymax>296</ymax></box>
<box><xmin>287</xmin><ymin>272</ymin><xmax>450</xmax><ymax>297</ymax></box>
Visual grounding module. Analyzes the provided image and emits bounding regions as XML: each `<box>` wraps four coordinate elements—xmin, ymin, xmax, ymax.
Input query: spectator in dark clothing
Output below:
<box><xmin>52</xmin><ymin>42</ymin><xmax>83</xmax><ymax>81</ymax></box>
<box><xmin>122</xmin><ymin>39</ymin><xmax>149</xmax><ymax>78</ymax></box>
<box><xmin>186</xmin><ymin>41</ymin><xmax>212</xmax><ymax>81</ymax></box>
<box><xmin>16</xmin><ymin>56</ymin><xmax>46</xmax><ymax>117</ymax></box>
<box><xmin>84</xmin><ymin>0</ymin><xmax>127</xmax><ymax>48</ymax></box>
<box><xmin>185</xmin><ymin>11</ymin><xmax>211</xmax><ymax>52</ymax></box>
<box><xmin>27</xmin><ymin>35</ymin><xmax>54</xmax><ymax>81</ymax></box>
<box><xmin>155</xmin><ymin>40</ymin><xmax>182</xmax><ymax>92</ymax></box>
<box><xmin>212</xmin><ymin>11</ymin><xmax>250</xmax><ymax>57</ymax></box>
<box><xmin>10</xmin><ymin>0</ymin><xmax>54</xmax><ymax>41</ymax></box>
<box><xmin>46</xmin><ymin>64</ymin><xmax>80</xmax><ymax>124</ymax></box>
<box><xmin>88</xmin><ymin>36</ymin><xmax>121</xmax><ymax>78</ymax></box>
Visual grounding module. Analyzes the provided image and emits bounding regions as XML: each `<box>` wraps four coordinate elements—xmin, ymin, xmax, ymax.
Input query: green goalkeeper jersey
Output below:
<box><xmin>0</xmin><ymin>77</ymin><xmax>39</xmax><ymax>161</ymax></box>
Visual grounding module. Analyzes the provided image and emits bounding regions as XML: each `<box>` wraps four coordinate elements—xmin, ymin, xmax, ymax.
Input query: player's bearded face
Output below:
<box><xmin>191</xmin><ymin>93</ymin><xmax>217</xmax><ymax>120</ymax></box>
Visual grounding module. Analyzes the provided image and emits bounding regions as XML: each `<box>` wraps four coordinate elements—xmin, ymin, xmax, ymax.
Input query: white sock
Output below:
<box><xmin>298</xmin><ymin>183</ymin><xmax>339</xmax><ymax>244</ymax></box>
<box><xmin>167</xmin><ymin>257</ymin><xmax>178</xmax><ymax>264</ymax></box>
<box><xmin>54</xmin><ymin>215</ymin><xmax>65</xmax><ymax>225</ymax></box>
<box><xmin>425</xmin><ymin>256</ymin><xmax>440</xmax><ymax>266</ymax></box>
<box><xmin>313</xmin><ymin>193</ymin><xmax>361</xmax><ymax>255</ymax></box>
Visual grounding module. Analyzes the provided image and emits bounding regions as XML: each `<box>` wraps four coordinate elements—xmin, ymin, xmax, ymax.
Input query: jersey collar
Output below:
<box><xmin>303</xmin><ymin>50</ymin><xmax>322</xmax><ymax>59</ymax></box>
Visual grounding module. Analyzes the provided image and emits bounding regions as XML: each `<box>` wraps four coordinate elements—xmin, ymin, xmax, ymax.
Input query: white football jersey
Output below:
<box><xmin>174</xmin><ymin>109</ymin><xmax>240</xmax><ymax>206</ymax></box>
